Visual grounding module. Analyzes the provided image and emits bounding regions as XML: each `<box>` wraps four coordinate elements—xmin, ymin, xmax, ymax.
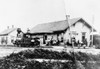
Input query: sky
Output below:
<box><xmin>65</xmin><ymin>0</ymin><xmax>100</xmax><ymax>32</ymax></box>
<box><xmin>0</xmin><ymin>0</ymin><xmax>100</xmax><ymax>32</ymax></box>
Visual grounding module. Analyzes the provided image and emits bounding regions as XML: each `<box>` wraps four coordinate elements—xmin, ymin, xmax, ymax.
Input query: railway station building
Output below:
<box><xmin>29</xmin><ymin>17</ymin><xmax>96</xmax><ymax>46</ymax></box>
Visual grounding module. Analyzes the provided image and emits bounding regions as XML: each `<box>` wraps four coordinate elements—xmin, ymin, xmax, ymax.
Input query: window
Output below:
<box><xmin>82</xmin><ymin>32</ymin><xmax>86</xmax><ymax>42</ymax></box>
<box><xmin>69</xmin><ymin>31</ymin><xmax>78</xmax><ymax>35</ymax></box>
<box><xmin>82</xmin><ymin>32</ymin><xmax>86</xmax><ymax>36</ymax></box>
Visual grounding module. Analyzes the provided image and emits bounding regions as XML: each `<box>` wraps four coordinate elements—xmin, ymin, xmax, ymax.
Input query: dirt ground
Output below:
<box><xmin>0</xmin><ymin>46</ymin><xmax>30</xmax><ymax>58</ymax></box>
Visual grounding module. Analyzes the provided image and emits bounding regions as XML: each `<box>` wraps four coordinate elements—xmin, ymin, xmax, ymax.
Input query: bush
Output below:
<box><xmin>1</xmin><ymin>49</ymin><xmax>100</xmax><ymax>69</ymax></box>
<box><xmin>7</xmin><ymin>49</ymin><xmax>73</xmax><ymax>60</ymax></box>
<box><xmin>7</xmin><ymin>49</ymin><xmax>100</xmax><ymax>61</ymax></box>
<box><xmin>0</xmin><ymin>58</ymin><xmax>76</xmax><ymax>69</ymax></box>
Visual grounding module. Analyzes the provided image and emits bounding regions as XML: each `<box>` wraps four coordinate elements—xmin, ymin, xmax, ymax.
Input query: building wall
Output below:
<box><xmin>31</xmin><ymin>21</ymin><xmax>92</xmax><ymax>46</ymax></box>
<box><xmin>64</xmin><ymin>21</ymin><xmax>91</xmax><ymax>46</ymax></box>
<box><xmin>8</xmin><ymin>30</ymin><xmax>17</xmax><ymax>45</ymax></box>
<box><xmin>0</xmin><ymin>36</ymin><xmax>8</xmax><ymax>45</ymax></box>
<box><xmin>32</xmin><ymin>34</ymin><xmax>60</xmax><ymax>44</ymax></box>
<box><xmin>0</xmin><ymin>30</ymin><xmax>17</xmax><ymax>45</ymax></box>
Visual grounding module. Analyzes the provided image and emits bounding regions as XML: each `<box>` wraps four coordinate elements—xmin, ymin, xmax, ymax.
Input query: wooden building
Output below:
<box><xmin>0</xmin><ymin>27</ymin><xmax>17</xmax><ymax>45</ymax></box>
<box><xmin>30</xmin><ymin>18</ymin><xmax>96</xmax><ymax>46</ymax></box>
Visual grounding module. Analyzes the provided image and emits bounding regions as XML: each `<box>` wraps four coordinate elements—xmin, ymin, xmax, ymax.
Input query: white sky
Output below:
<box><xmin>0</xmin><ymin>0</ymin><xmax>100</xmax><ymax>32</ymax></box>
<box><xmin>65</xmin><ymin>0</ymin><xmax>100</xmax><ymax>32</ymax></box>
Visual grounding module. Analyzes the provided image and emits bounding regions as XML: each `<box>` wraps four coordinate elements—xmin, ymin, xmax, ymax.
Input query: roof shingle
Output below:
<box><xmin>0</xmin><ymin>28</ymin><xmax>17</xmax><ymax>36</ymax></box>
<box><xmin>30</xmin><ymin>18</ymin><xmax>82</xmax><ymax>33</ymax></box>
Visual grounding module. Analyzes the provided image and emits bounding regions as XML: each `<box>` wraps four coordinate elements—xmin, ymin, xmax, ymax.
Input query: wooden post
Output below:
<box><xmin>66</xmin><ymin>15</ymin><xmax>72</xmax><ymax>45</ymax></box>
<box><xmin>92</xmin><ymin>15</ymin><xmax>94</xmax><ymax>47</ymax></box>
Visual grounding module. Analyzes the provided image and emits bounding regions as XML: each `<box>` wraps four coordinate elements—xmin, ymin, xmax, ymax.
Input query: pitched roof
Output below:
<box><xmin>0</xmin><ymin>28</ymin><xmax>17</xmax><ymax>36</ymax></box>
<box><xmin>30</xmin><ymin>18</ymin><xmax>93</xmax><ymax>34</ymax></box>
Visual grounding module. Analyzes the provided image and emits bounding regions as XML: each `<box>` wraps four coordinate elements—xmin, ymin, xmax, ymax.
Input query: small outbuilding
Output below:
<box><xmin>0</xmin><ymin>27</ymin><xmax>18</xmax><ymax>45</ymax></box>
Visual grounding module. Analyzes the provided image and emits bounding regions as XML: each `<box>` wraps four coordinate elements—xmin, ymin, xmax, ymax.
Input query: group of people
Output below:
<box><xmin>45</xmin><ymin>37</ymin><xmax>64</xmax><ymax>46</ymax></box>
<box><xmin>66</xmin><ymin>37</ymin><xmax>88</xmax><ymax>48</ymax></box>
<box><xmin>45</xmin><ymin>36</ymin><xmax>88</xmax><ymax>48</ymax></box>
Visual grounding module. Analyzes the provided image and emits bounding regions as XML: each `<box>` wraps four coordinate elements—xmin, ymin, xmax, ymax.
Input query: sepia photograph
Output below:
<box><xmin>0</xmin><ymin>0</ymin><xmax>100</xmax><ymax>69</ymax></box>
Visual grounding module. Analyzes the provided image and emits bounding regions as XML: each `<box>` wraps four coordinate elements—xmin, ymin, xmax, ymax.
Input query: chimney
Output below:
<box><xmin>12</xmin><ymin>25</ymin><xmax>14</xmax><ymax>28</ymax></box>
<box><xmin>27</xmin><ymin>28</ymin><xmax>30</xmax><ymax>33</ymax></box>
<box><xmin>7</xmin><ymin>26</ymin><xmax>9</xmax><ymax>29</ymax></box>
<box><xmin>66</xmin><ymin>15</ymin><xmax>70</xmax><ymax>20</ymax></box>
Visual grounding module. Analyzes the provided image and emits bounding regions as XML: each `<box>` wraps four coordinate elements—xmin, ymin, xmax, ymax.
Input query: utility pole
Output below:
<box><xmin>63</xmin><ymin>0</ymin><xmax>75</xmax><ymax>51</ymax></box>
<box><xmin>62</xmin><ymin>0</ymin><xmax>73</xmax><ymax>48</ymax></box>
<box><xmin>62</xmin><ymin>1</ymin><xmax>77</xmax><ymax>68</ymax></box>
<box><xmin>66</xmin><ymin>15</ymin><xmax>72</xmax><ymax>45</ymax></box>
<box><xmin>92</xmin><ymin>15</ymin><xmax>94</xmax><ymax>47</ymax></box>
<box><xmin>62</xmin><ymin>0</ymin><xmax>68</xmax><ymax>51</ymax></box>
